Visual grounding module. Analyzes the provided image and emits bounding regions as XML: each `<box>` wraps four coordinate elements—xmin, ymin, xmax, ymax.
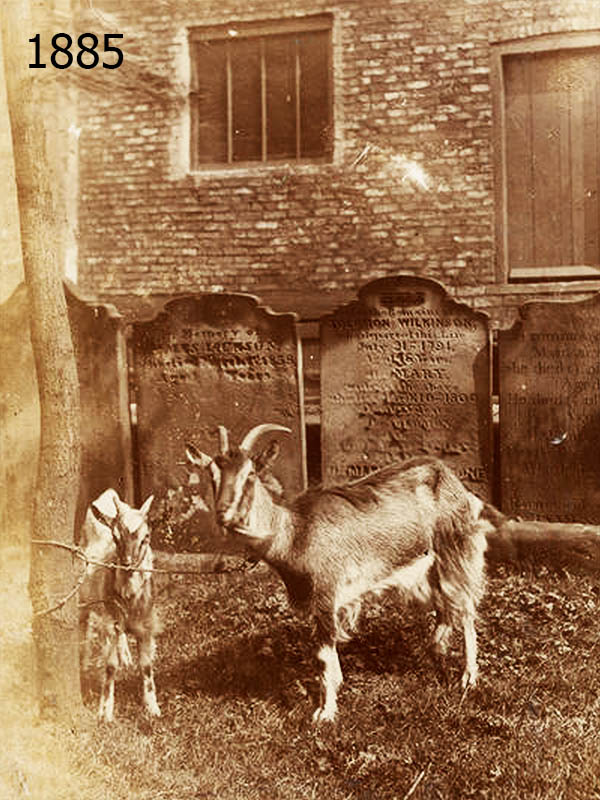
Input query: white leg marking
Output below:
<box><xmin>81</xmin><ymin>614</ymin><xmax>94</xmax><ymax>673</ymax></box>
<box><xmin>433</xmin><ymin>622</ymin><xmax>453</xmax><ymax>656</ymax></box>
<box><xmin>461</xmin><ymin>611</ymin><xmax>478</xmax><ymax>689</ymax></box>
<box><xmin>139</xmin><ymin>635</ymin><xmax>161</xmax><ymax>717</ymax></box>
<box><xmin>99</xmin><ymin>679</ymin><xmax>115</xmax><ymax>723</ymax></box>
<box><xmin>98</xmin><ymin>632</ymin><xmax>118</xmax><ymax>722</ymax></box>
<box><xmin>312</xmin><ymin>644</ymin><xmax>342</xmax><ymax>723</ymax></box>
<box><xmin>117</xmin><ymin>631</ymin><xmax>133</xmax><ymax>667</ymax></box>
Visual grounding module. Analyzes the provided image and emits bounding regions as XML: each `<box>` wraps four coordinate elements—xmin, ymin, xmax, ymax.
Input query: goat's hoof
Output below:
<box><xmin>312</xmin><ymin>706</ymin><xmax>336</xmax><ymax>724</ymax></box>
<box><xmin>145</xmin><ymin>701</ymin><xmax>161</xmax><ymax>717</ymax></box>
<box><xmin>461</xmin><ymin>668</ymin><xmax>478</xmax><ymax>689</ymax></box>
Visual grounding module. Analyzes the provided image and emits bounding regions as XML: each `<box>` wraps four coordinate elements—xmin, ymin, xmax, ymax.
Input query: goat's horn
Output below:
<box><xmin>218</xmin><ymin>425</ymin><xmax>229</xmax><ymax>455</ymax></box>
<box><xmin>239</xmin><ymin>424</ymin><xmax>291</xmax><ymax>454</ymax></box>
<box><xmin>185</xmin><ymin>443</ymin><xmax>213</xmax><ymax>468</ymax></box>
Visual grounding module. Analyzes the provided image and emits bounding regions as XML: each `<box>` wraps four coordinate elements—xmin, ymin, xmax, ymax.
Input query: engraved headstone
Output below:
<box><xmin>130</xmin><ymin>294</ymin><xmax>306</xmax><ymax>551</ymax></box>
<box><xmin>320</xmin><ymin>276</ymin><xmax>492</xmax><ymax>497</ymax></box>
<box><xmin>499</xmin><ymin>295</ymin><xmax>600</xmax><ymax>523</ymax></box>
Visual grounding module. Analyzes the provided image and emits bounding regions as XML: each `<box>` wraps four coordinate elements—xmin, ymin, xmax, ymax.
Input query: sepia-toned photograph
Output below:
<box><xmin>2</xmin><ymin>1</ymin><xmax>600</xmax><ymax>797</ymax></box>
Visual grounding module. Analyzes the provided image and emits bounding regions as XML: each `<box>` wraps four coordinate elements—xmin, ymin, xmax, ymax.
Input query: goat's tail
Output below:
<box><xmin>431</xmin><ymin>494</ymin><xmax>488</xmax><ymax>622</ymax></box>
<box><xmin>335</xmin><ymin>600</ymin><xmax>362</xmax><ymax>642</ymax></box>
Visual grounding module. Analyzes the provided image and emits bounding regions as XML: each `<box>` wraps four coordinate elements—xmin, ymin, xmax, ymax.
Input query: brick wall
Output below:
<box><xmin>77</xmin><ymin>0</ymin><xmax>600</xmax><ymax>318</ymax></box>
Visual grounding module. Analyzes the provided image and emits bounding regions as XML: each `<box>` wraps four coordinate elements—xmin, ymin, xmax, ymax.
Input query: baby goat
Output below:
<box><xmin>186</xmin><ymin>424</ymin><xmax>491</xmax><ymax>723</ymax></box>
<box><xmin>79</xmin><ymin>489</ymin><xmax>160</xmax><ymax>722</ymax></box>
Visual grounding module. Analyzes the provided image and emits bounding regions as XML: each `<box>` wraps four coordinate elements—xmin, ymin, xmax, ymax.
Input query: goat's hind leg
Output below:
<box><xmin>430</xmin><ymin>607</ymin><xmax>453</xmax><ymax>683</ymax></box>
<box><xmin>433</xmin><ymin>594</ymin><xmax>479</xmax><ymax>690</ymax></box>
<box><xmin>312</xmin><ymin>610</ymin><xmax>342</xmax><ymax>723</ymax></box>
<box><xmin>460</xmin><ymin>596</ymin><xmax>479</xmax><ymax>689</ymax></box>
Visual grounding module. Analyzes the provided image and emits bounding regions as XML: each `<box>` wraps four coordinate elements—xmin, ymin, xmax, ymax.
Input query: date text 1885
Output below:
<box><xmin>29</xmin><ymin>33</ymin><xmax>123</xmax><ymax>69</ymax></box>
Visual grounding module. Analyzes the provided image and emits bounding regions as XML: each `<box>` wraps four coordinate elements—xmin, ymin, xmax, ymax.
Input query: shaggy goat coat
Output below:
<box><xmin>189</xmin><ymin>425</ymin><xmax>490</xmax><ymax>723</ymax></box>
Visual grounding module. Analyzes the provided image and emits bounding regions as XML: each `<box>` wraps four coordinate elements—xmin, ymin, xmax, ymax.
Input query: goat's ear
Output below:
<box><xmin>255</xmin><ymin>441</ymin><xmax>281</xmax><ymax>474</ymax></box>
<box><xmin>90</xmin><ymin>502</ymin><xmax>113</xmax><ymax>530</ymax></box>
<box><xmin>185</xmin><ymin>443</ymin><xmax>213</xmax><ymax>469</ymax></box>
<box><xmin>112</xmin><ymin>495</ymin><xmax>128</xmax><ymax>519</ymax></box>
<box><xmin>139</xmin><ymin>494</ymin><xmax>154</xmax><ymax>518</ymax></box>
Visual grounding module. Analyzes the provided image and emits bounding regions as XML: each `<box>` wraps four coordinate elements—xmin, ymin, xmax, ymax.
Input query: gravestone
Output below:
<box><xmin>499</xmin><ymin>295</ymin><xmax>600</xmax><ymax>523</ymax></box>
<box><xmin>320</xmin><ymin>276</ymin><xmax>492</xmax><ymax>497</ymax></box>
<box><xmin>130</xmin><ymin>293</ymin><xmax>306</xmax><ymax>552</ymax></box>
<box><xmin>0</xmin><ymin>283</ymin><xmax>133</xmax><ymax>544</ymax></box>
<box><xmin>65</xmin><ymin>282</ymin><xmax>134</xmax><ymax>533</ymax></box>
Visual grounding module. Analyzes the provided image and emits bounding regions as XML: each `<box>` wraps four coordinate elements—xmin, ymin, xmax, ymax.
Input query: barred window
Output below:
<box><xmin>189</xmin><ymin>15</ymin><xmax>333</xmax><ymax>169</ymax></box>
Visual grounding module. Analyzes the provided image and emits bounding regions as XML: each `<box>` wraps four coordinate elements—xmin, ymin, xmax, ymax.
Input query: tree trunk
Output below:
<box><xmin>2</xmin><ymin>0</ymin><xmax>82</xmax><ymax>720</ymax></box>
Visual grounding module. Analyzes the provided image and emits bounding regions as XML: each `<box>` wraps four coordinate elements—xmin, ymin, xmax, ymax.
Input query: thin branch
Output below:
<box><xmin>33</xmin><ymin>568</ymin><xmax>88</xmax><ymax>618</ymax></box>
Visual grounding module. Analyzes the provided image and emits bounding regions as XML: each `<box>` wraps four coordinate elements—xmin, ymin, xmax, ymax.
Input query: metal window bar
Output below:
<box><xmin>224</xmin><ymin>33</ymin><xmax>305</xmax><ymax>164</ymax></box>
<box><xmin>226</xmin><ymin>40</ymin><xmax>233</xmax><ymax>164</ymax></box>
<box><xmin>295</xmin><ymin>36</ymin><xmax>301</xmax><ymax>160</ymax></box>
<box><xmin>261</xmin><ymin>38</ymin><xmax>267</xmax><ymax>162</ymax></box>
<box><xmin>191</xmin><ymin>15</ymin><xmax>332</xmax><ymax>167</ymax></box>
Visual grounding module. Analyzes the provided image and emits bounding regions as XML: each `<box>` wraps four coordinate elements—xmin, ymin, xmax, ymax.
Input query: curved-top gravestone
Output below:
<box><xmin>499</xmin><ymin>294</ymin><xmax>600</xmax><ymax>523</ymax></box>
<box><xmin>320</xmin><ymin>275</ymin><xmax>492</xmax><ymax>498</ymax></box>
<box><xmin>130</xmin><ymin>293</ymin><xmax>306</xmax><ymax>551</ymax></box>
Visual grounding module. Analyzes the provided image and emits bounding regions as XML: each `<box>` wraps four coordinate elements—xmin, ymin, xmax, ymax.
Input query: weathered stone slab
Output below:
<box><xmin>320</xmin><ymin>276</ymin><xmax>492</xmax><ymax>497</ymax></box>
<box><xmin>0</xmin><ymin>283</ymin><xmax>133</xmax><ymax>544</ymax></box>
<box><xmin>130</xmin><ymin>293</ymin><xmax>306</xmax><ymax>551</ymax></box>
<box><xmin>499</xmin><ymin>295</ymin><xmax>600</xmax><ymax>523</ymax></box>
<box><xmin>65</xmin><ymin>282</ymin><xmax>134</xmax><ymax>532</ymax></box>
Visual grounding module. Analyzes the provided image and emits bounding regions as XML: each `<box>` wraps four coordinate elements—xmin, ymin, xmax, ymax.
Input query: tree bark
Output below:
<box><xmin>2</xmin><ymin>0</ymin><xmax>82</xmax><ymax>719</ymax></box>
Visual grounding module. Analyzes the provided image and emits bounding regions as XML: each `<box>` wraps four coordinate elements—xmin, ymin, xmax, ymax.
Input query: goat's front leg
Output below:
<box><xmin>98</xmin><ymin>626</ymin><xmax>119</xmax><ymax>722</ymax></box>
<box><xmin>80</xmin><ymin>611</ymin><xmax>94</xmax><ymax>675</ymax></box>
<box><xmin>116</xmin><ymin>626</ymin><xmax>133</xmax><ymax>667</ymax></box>
<box><xmin>137</xmin><ymin>633</ymin><xmax>161</xmax><ymax>717</ymax></box>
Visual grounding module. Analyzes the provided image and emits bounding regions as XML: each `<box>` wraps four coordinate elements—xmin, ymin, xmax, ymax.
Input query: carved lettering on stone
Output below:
<box><xmin>131</xmin><ymin>294</ymin><xmax>306</xmax><ymax>551</ymax></box>
<box><xmin>499</xmin><ymin>295</ymin><xmax>600</xmax><ymax>523</ymax></box>
<box><xmin>321</xmin><ymin>276</ymin><xmax>492</xmax><ymax>497</ymax></box>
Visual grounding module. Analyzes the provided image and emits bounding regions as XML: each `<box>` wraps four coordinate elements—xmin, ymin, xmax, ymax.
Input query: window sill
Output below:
<box><xmin>509</xmin><ymin>265</ymin><xmax>600</xmax><ymax>283</ymax></box>
<box><xmin>187</xmin><ymin>158</ymin><xmax>334</xmax><ymax>180</ymax></box>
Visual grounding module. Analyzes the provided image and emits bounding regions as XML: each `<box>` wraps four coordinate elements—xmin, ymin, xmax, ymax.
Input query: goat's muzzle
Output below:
<box><xmin>216</xmin><ymin>507</ymin><xmax>233</xmax><ymax>528</ymax></box>
<box><xmin>216</xmin><ymin>507</ymin><xmax>249</xmax><ymax>537</ymax></box>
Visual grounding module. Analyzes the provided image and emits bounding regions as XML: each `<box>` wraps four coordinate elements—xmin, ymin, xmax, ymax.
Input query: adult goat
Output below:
<box><xmin>79</xmin><ymin>488</ymin><xmax>161</xmax><ymax>722</ymax></box>
<box><xmin>186</xmin><ymin>424</ymin><xmax>491</xmax><ymax>723</ymax></box>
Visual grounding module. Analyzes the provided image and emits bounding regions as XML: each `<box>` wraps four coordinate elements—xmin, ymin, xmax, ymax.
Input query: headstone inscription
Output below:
<box><xmin>499</xmin><ymin>295</ymin><xmax>600</xmax><ymax>523</ymax></box>
<box><xmin>130</xmin><ymin>293</ymin><xmax>306</xmax><ymax>552</ymax></box>
<box><xmin>320</xmin><ymin>276</ymin><xmax>492</xmax><ymax>498</ymax></box>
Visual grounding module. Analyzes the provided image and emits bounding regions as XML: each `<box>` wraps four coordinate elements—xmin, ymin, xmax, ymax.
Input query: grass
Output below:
<box><xmin>2</xmin><ymin>543</ymin><xmax>600</xmax><ymax>799</ymax></box>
